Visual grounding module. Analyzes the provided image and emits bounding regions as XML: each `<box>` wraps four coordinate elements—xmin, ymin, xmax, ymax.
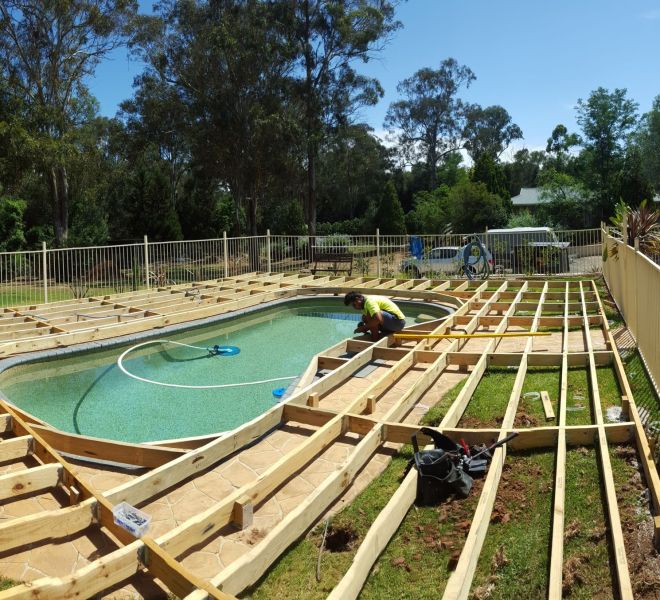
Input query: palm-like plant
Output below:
<box><xmin>607</xmin><ymin>200</ymin><xmax>660</xmax><ymax>259</ymax></box>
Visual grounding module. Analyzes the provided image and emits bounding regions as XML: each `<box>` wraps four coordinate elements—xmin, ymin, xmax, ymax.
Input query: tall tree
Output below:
<box><xmin>576</xmin><ymin>87</ymin><xmax>638</xmax><ymax>219</ymax></box>
<box><xmin>0</xmin><ymin>0</ymin><xmax>138</xmax><ymax>245</ymax></box>
<box><xmin>462</xmin><ymin>104</ymin><xmax>523</xmax><ymax>163</ymax></box>
<box><xmin>290</xmin><ymin>0</ymin><xmax>398</xmax><ymax>236</ymax></box>
<box><xmin>384</xmin><ymin>58</ymin><xmax>475</xmax><ymax>189</ymax></box>
<box><xmin>636</xmin><ymin>95</ymin><xmax>660</xmax><ymax>194</ymax></box>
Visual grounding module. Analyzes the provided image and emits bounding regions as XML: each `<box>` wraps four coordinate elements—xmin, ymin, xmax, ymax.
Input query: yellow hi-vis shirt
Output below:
<box><xmin>363</xmin><ymin>295</ymin><xmax>405</xmax><ymax>320</ymax></box>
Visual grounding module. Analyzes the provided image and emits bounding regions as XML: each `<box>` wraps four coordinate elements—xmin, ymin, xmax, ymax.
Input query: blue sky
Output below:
<box><xmin>91</xmin><ymin>0</ymin><xmax>660</xmax><ymax>155</ymax></box>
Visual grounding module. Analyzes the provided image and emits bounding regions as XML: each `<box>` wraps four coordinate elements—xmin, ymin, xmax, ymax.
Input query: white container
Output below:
<box><xmin>112</xmin><ymin>501</ymin><xmax>151</xmax><ymax>537</ymax></box>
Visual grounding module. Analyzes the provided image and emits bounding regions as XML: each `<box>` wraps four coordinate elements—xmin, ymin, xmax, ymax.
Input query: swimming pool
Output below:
<box><xmin>0</xmin><ymin>298</ymin><xmax>449</xmax><ymax>443</ymax></box>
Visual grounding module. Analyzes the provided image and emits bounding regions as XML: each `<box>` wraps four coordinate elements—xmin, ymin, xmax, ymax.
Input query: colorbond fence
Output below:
<box><xmin>602</xmin><ymin>228</ymin><xmax>660</xmax><ymax>393</ymax></box>
<box><xmin>0</xmin><ymin>228</ymin><xmax>602</xmax><ymax>307</ymax></box>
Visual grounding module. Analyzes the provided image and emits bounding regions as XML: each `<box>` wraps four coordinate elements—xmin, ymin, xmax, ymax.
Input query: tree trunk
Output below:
<box><xmin>50</xmin><ymin>165</ymin><xmax>69</xmax><ymax>246</ymax></box>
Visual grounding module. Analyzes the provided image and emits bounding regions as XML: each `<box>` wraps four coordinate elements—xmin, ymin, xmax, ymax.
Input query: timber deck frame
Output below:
<box><xmin>0</xmin><ymin>273</ymin><xmax>657</xmax><ymax>599</ymax></box>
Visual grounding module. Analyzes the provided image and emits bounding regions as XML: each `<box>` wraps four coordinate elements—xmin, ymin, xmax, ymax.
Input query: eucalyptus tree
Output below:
<box><xmin>384</xmin><ymin>58</ymin><xmax>475</xmax><ymax>189</ymax></box>
<box><xmin>0</xmin><ymin>0</ymin><xmax>138</xmax><ymax>245</ymax></box>
<box><xmin>462</xmin><ymin>104</ymin><xmax>523</xmax><ymax>163</ymax></box>
<box><xmin>316</xmin><ymin>124</ymin><xmax>391</xmax><ymax>222</ymax></box>
<box><xmin>636</xmin><ymin>95</ymin><xmax>660</xmax><ymax>194</ymax></box>
<box><xmin>576</xmin><ymin>87</ymin><xmax>638</xmax><ymax>219</ymax></box>
<box><xmin>288</xmin><ymin>0</ymin><xmax>399</xmax><ymax>236</ymax></box>
<box><xmin>135</xmin><ymin>0</ymin><xmax>299</xmax><ymax>236</ymax></box>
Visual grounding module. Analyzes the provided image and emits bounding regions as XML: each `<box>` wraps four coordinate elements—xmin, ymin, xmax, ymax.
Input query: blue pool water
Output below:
<box><xmin>0</xmin><ymin>299</ymin><xmax>448</xmax><ymax>443</ymax></box>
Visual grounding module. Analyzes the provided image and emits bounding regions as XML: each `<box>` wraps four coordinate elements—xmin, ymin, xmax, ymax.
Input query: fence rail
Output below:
<box><xmin>0</xmin><ymin>228</ymin><xmax>602</xmax><ymax>307</ymax></box>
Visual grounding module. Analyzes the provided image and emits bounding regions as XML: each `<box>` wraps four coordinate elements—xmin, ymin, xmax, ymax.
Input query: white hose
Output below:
<box><xmin>116</xmin><ymin>340</ymin><xmax>297</xmax><ymax>390</ymax></box>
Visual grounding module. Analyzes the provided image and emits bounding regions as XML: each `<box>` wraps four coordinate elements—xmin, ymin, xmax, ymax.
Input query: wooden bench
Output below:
<box><xmin>311</xmin><ymin>251</ymin><xmax>353</xmax><ymax>275</ymax></box>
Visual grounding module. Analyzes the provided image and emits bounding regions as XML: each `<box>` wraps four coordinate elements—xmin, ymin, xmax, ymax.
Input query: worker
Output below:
<box><xmin>344</xmin><ymin>291</ymin><xmax>406</xmax><ymax>341</ymax></box>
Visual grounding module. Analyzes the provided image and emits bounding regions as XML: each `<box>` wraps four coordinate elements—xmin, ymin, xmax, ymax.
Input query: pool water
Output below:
<box><xmin>0</xmin><ymin>299</ymin><xmax>448</xmax><ymax>443</ymax></box>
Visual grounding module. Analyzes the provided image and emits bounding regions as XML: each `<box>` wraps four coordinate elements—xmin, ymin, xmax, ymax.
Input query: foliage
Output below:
<box><xmin>537</xmin><ymin>170</ymin><xmax>591</xmax><ymax>229</ymax></box>
<box><xmin>289</xmin><ymin>0</ymin><xmax>400</xmax><ymax>235</ymax></box>
<box><xmin>404</xmin><ymin>186</ymin><xmax>451</xmax><ymax>234</ymax></box>
<box><xmin>0</xmin><ymin>0</ymin><xmax>138</xmax><ymax>245</ymax></box>
<box><xmin>384</xmin><ymin>58</ymin><xmax>475</xmax><ymax>188</ymax></box>
<box><xmin>635</xmin><ymin>95</ymin><xmax>660</xmax><ymax>193</ymax></box>
<box><xmin>462</xmin><ymin>104</ymin><xmax>523</xmax><ymax>163</ymax></box>
<box><xmin>506</xmin><ymin>210</ymin><xmax>538</xmax><ymax>228</ymax></box>
<box><xmin>471</xmin><ymin>154</ymin><xmax>510</xmax><ymax>205</ymax></box>
<box><xmin>0</xmin><ymin>196</ymin><xmax>27</xmax><ymax>250</ymax></box>
<box><xmin>576</xmin><ymin>87</ymin><xmax>639</xmax><ymax>220</ymax></box>
<box><xmin>504</xmin><ymin>149</ymin><xmax>544</xmax><ymax>196</ymax></box>
<box><xmin>373</xmin><ymin>181</ymin><xmax>406</xmax><ymax>234</ymax></box>
<box><xmin>316</xmin><ymin>218</ymin><xmax>366</xmax><ymax>236</ymax></box>
<box><xmin>608</xmin><ymin>199</ymin><xmax>660</xmax><ymax>258</ymax></box>
<box><xmin>447</xmin><ymin>180</ymin><xmax>507</xmax><ymax>233</ymax></box>
<box><xmin>269</xmin><ymin>200</ymin><xmax>307</xmax><ymax>236</ymax></box>
<box><xmin>317</xmin><ymin>125</ymin><xmax>392</xmax><ymax>222</ymax></box>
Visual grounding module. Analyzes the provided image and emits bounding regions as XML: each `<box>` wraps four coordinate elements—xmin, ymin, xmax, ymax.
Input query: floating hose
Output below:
<box><xmin>117</xmin><ymin>339</ymin><xmax>297</xmax><ymax>390</ymax></box>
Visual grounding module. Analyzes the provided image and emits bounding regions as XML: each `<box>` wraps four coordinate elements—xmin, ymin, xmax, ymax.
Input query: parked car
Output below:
<box><xmin>400</xmin><ymin>245</ymin><xmax>493</xmax><ymax>278</ymax></box>
<box><xmin>486</xmin><ymin>227</ymin><xmax>570</xmax><ymax>273</ymax></box>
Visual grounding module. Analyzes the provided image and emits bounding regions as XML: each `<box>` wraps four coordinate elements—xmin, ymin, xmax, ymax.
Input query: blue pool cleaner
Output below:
<box><xmin>208</xmin><ymin>344</ymin><xmax>240</xmax><ymax>356</ymax></box>
<box><xmin>272</xmin><ymin>387</ymin><xmax>286</xmax><ymax>399</ymax></box>
<box><xmin>117</xmin><ymin>340</ymin><xmax>296</xmax><ymax>390</ymax></box>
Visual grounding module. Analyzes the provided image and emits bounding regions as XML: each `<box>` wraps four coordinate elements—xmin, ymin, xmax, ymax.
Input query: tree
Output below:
<box><xmin>636</xmin><ymin>95</ymin><xmax>660</xmax><ymax>194</ymax></box>
<box><xmin>290</xmin><ymin>0</ymin><xmax>399</xmax><ymax>236</ymax></box>
<box><xmin>537</xmin><ymin>169</ymin><xmax>591</xmax><ymax>229</ymax></box>
<box><xmin>471</xmin><ymin>154</ymin><xmax>509</xmax><ymax>205</ymax></box>
<box><xmin>462</xmin><ymin>105</ymin><xmax>523</xmax><ymax>163</ymax></box>
<box><xmin>576</xmin><ymin>87</ymin><xmax>638</xmax><ymax>220</ymax></box>
<box><xmin>504</xmin><ymin>148</ymin><xmax>544</xmax><ymax>196</ymax></box>
<box><xmin>0</xmin><ymin>0</ymin><xmax>138</xmax><ymax>245</ymax></box>
<box><xmin>0</xmin><ymin>197</ymin><xmax>27</xmax><ymax>251</ymax></box>
<box><xmin>316</xmin><ymin>124</ymin><xmax>391</xmax><ymax>222</ymax></box>
<box><xmin>404</xmin><ymin>187</ymin><xmax>451</xmax><ymax>234</ymax></box>
<box><xmin>374</xmin><ymin>180</ymin><xmax>406</xmax><ymax>234</ymax></box>
<box><xmin>447</xmin><ymin>180</ymin><xmax>507</xmax><ymax>233</ymax></box>
<box><xmin>545</xmin><ymin>124</ymin><xmax>581</xmax><ymax>173</ymax></box>
<box><xmin>384</xmin><ymin>58</ymin><xmax>476</xmax><ymax>189</ymax></box>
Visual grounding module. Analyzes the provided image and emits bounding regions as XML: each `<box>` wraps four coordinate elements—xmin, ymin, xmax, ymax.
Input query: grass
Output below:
<box><xmin>457</xmin><ymin>368</ymin><xmax>515</xmax><ymax>427</ymax></box>
<box><xmin>562</xmin><ymin>447</ymin><xmax>614</xmax><ymax>598</ymax></box>
<box><xmin>518</xmin><ymin>367</ymin><xmax>560</xmax><ymax>426</ymax></box>
<box><xmin>469</xmin><ymin>450</ymin><xmax>555</xmax><ymax>599</ymax></box>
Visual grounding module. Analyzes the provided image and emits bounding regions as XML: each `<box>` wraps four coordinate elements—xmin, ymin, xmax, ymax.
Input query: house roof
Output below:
<box><xmin>511</xmin><ymin>187</ymin><xmax>543</xmax><ymax>206</ymax></box>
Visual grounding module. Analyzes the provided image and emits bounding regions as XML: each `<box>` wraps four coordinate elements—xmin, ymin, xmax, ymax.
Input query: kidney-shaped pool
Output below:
<box><xmin>0</xmin><ymin>297</ymin><xmax>450</xmax><ymax>443</ymax></box>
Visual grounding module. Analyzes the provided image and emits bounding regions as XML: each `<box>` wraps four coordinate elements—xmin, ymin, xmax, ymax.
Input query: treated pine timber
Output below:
<box><xmin>548</xmin><ymin>281</ymin><xmax>570</xmax><ymax>599</ymax></box>
<box><xmin>29</xmin><ymin>424</ymin><xmax>186</xmax><ymax>467</ymax></box>
<box><xmin>0</xmin><ymin>463</ymin><xmax>62</xmax><ymax>498</ymax></box>
<box><xmin>0</xmin><ymin>435</ymin><xmax>32</xmax><ymax>461</ymax></box>
<box><xmin>139</xmin><ymin>537</ymin><xmax>234</xmax><ymax>600</ymax></box>
<box><xmin>443</xmin><ymin>282</ymin><xmax>549</xmax><ymax>600</ymax></box>
<box><xmin>540</xmin><ymin>391</ymin><xmax>555</xmax><ymax>420</ymax></box>
<box><xmin>328</xmin><ymin>280</ymin><xmax>511</xmax><ymax>599</ymax></box>
<box><xmin>579</xmin><ymin>281</ymin><xmax>633</xmax><ymax>599</ymax></box>
<box><xmin>201</xmin><ymin>285</ymin><xmax>492</xmax><ymax>597</ymax></box>
<box><xmin>591</xmin><ymin>280</ymin><xmax>660</xmax><ymax>518</ymax></box>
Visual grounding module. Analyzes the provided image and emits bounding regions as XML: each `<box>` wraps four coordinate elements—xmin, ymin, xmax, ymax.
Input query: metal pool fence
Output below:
<box><xmin>0</xmin><ymin>228</ymin><xmax>602</xmax><ymax>306</ymax></box>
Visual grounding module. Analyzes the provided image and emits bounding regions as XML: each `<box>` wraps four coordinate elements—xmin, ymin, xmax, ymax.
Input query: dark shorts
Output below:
<box><xmin>380</xmin><ymin>311</ymin><xmax>406</xmax><ymax>333</ymax></box>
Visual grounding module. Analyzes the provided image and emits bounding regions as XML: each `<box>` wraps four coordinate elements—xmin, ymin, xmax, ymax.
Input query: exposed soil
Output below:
<box><xmin>513</xmin><ymin>410</ymin><xmax>541</xmax><ymax>428</ymax></box>
<box><xmin>612</xmin><ymin>445</ymin><xmax>660</xmax><ymax>599</ymax></box>
<box><xmin>324</xmin><ymin>523</ymin><xmax>358</xmax><ymax>552</ymax></box>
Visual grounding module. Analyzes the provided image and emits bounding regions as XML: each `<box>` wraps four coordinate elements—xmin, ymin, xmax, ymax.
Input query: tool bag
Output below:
<box><xmin>411</xmin><ymin>428</ymin><xmax>473</xmax><ymax>505</ymax></box>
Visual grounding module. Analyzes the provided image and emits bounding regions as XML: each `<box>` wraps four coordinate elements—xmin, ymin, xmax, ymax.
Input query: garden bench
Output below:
<box><xmin>311</xmin><ymin>251</ymin><xmax>353</xmax><ymax>275</ymax></box>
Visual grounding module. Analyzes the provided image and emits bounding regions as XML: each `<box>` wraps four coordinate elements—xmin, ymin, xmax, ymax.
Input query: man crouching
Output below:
<box><xmin>344</xmin><ymin>291</ymin><xmax>406</xmax><ymax>341</ymax></box>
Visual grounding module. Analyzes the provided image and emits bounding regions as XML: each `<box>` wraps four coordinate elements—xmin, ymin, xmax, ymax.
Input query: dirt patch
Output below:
<box><xmin>562</xmin><ymin>554</ymin><xmax>588</xmax><ymax>595</ymax></box>
<box><xmin>513</xmin><ymin>411</ymin><xmax>540</xmax><ymax>428</ymax></box>
<box><xmin>614</xmin><ymin>446</ymin><xmax>660</xmax><ymax>599</ymax></box>
<box><xmin>324</xmin><ymin>523</ymin><xmax>358</xmax><ymax>552</ymax></box>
